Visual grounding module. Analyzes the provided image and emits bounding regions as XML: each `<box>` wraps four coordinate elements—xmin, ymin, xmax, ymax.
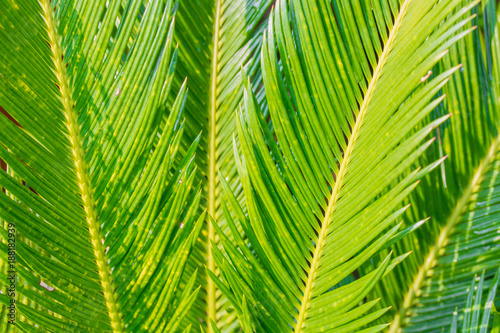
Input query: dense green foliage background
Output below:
<box><xmin>0</xmin><ymin>0</ymin><xmax>499</xmax><ymax>332</ymax></box>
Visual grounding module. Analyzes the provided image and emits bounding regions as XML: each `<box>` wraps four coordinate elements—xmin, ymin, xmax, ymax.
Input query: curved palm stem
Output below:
<box><xmin>41</xmin><ymin>1</ymin><xmax>123</xmax><ymax>331</ymax></box>
<box><xmin>389</xmin><ymin>132</ymin><xmax>500</xmax><ymax>333</ymax></box>
<box><xmin>207</xmin><ymin>0</ymin><xmax>224</xmax><ymax>326</ymax></box>
<box><xmin>174</xmin><ymin>0</ymin><xmax>272</xmax><ymax>329</ymax></box>
<box><xmin>294</xmin><ymin>0</ymin><xmax>411</xmax><ymax>330</ymax></box>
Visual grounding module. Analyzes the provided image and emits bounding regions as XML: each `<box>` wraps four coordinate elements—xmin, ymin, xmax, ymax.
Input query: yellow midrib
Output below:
<box><xmin>206</xmin><ymin>0</ymin><xmax>223</xmax><ymax>329</ymax></box>
<box><xmin>41</xmin><ymin>2</ymin><xmax>124</xmax><ymax>332</ymax></box>
<box><xmin>293</xmin><ymin>1</ymin><xmax>412</xmax><ymax>331</ymax></box>
<box><xmin>388</xmin><ymin>133</ymin><xmax>500</xmax><ymax>333</ymax></box>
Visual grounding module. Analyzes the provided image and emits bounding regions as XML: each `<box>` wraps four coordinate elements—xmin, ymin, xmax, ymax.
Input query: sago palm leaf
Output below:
<box><xmin>449</xmin><ymin>269</ymin><xmax>500</xmax><ymax>333</ymax></box>
<box><xmin>171</xmin><ymin>0</ymin><xmax>272</xmax><ymax>331</ymax></box>
<box><xmin>399</xmin><ymin>150</ymin><xmax>500</xmax><ymax>332</ymax></box>
<box><xmin>375</xmin><ymin>1</ymin><xmax>500</xmax><ymax>331</ymax></box>
<box><xmin>0</xmin><ymin>0</ymin><xmax>203</xmax><ymax>331</ymax></box>
<box><xmin>211</xmin><ymin>0</ymin><xmax>479</xmax><ymax>331</ymax></box>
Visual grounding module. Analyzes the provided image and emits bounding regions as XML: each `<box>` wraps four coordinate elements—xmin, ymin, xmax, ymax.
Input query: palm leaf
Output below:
<box><xmin>372</xmin><ymin>1</ymin><xmax>500</xmax><ymax>331</ymax></box>
<box><xmin>171</xmin><ymin>0</ymin><xmax>273</xmax><ymax>330</ymax></box>
<box><xmin>398</xmin><ymin>149</ymin><xmax>500</xmax><ymax>332</ymax></box>
<box><xmin>450</xmin><ymin>269</ymin><xmax>500</xmax><ymax>333</ymax></box>
<box><xmin>0</xmin><ymin>0</ymin><xmax>202</xmax><ymax>331</ymax></box>
<box><xmin>211</xmin><ymin>0</ymin><xmax>478</xmax><ymax>331</ymax></box>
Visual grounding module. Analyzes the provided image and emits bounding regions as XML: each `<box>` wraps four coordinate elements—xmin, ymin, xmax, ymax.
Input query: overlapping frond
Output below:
<box><xmin>0</xmin><ymin>0</ymin><xmax>202</xmax><ymax>331</ymax></box>
<box><xmin>400</xmin><ymin>147</ymin><xmax>500</xmax><ymax>332</ymax></box>
<box><xmin>450</xmin><ymin>269</ymin><xmax>500</xmax><ymax>333</ymax></box>
<box><xmin>365</xmin><ymin>1</ymin><xmax>500</xmax><ymax>331</ymax></box>
<box><xmin>172</xmin><ymin>0</ymin><xmax>273</xmax><ymax>330</ymax></box>
<box><xmin>211</xmin><ymin>0</ymin><xmax>478</xmax><ymax>331</ymax></box>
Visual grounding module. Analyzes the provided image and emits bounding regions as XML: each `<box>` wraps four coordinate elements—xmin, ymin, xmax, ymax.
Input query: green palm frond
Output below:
<box><xmin>211</xmin><ymin>0</ymin><xmax>478</xmax><ymax>331</ymax></box>
<box><xmin>3</xmin><ymin>0</ymin><xmax>500</xmax><ymax>332</ymax></box>
<box><xmin>399</xmin><ymin>147</ymin><xmax>500</xmax><ymax>332</ymax></box>
<box><xmin>0</xmin><ymin>0</ymin><xmax>203</xmax><ymax>331</ymax></box>
<box><xmin>171</xmin><ymin>0</ymin><xmax>273</xmax><ymax>330</ymax></box>
<box><xmin>450</xmin><ymin>269</ymin><xmax>500</xmax><ymax>333</ymax></box>
<box><xmin>366</xmin><ymin>1</ymin><xmax>500</xmax><ymax>331</ymax></box>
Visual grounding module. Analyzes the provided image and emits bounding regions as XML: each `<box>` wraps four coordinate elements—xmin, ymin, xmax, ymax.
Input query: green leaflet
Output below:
<box><xmin>493</xmin><ymin>303</ymin><xmax>500</xmax><ymax>333</ymax></box>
